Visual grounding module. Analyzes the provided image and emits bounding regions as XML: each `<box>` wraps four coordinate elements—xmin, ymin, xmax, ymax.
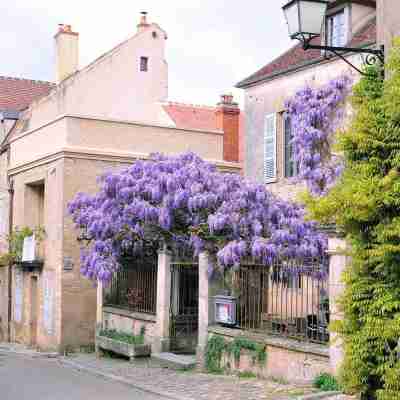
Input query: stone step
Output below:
<box><xmin>151</xmin><ymin>352</ymin><xmax>197</xmax><ymax>370</ymax></box>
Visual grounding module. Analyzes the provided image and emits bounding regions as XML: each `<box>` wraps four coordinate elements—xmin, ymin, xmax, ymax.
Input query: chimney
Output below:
<box><xmin>216</xmin><ymin>94</ymin><xmax>240</xmax><ymax>163</ymax></box>
<box><xmin>137</xmin><ymin>12</ymin><xmax>150</xmax><ymax>33</ymax></box>
<box><xmin>54</xmin><ymin>24</ymin><xmax>79</xmax><ymax>83</ymax></box>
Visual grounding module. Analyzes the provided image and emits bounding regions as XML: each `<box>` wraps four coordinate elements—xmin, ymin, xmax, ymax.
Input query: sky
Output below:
<box><xmin>0</xmin><ymin>1</ymin><xmax>293</xmax><ymax>106</ymax></box>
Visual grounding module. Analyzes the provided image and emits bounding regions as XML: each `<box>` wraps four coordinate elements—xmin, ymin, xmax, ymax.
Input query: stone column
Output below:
<box><xmin>327</xmin><ymin>236</ymin><xmax>348</xmax><ymax>376</ymax></box>
<box><xmin>96</xmin><ymin>280</ymin><xmax>103</xmax><ymax>330</ymax></box>
<box><xmin>95</xmin><ymin>279</ymin><xmax>103</xmax><ymax>357</ymax></box>
<box><xmin>152</xmin><ymin>247</ymin><xmax>172</xmax><ymax>354</ymax></box>
<box><xmin>196</xmin><ymin>252</ymin><xmax>222</xmax><ymax>366</ymax></box>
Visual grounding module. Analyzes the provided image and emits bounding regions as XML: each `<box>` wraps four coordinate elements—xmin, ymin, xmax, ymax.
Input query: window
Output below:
<box><xmin>284</xmin><ymin>114</ymin><xmax>298</xmax><ymax>178</ymax></box>
<box><xmin>140</xmin><ymin>56</ymin><xmax>149</xmax><ymax>72</ymax></box>
<box><xmin>327</xmin><ymin>10</ymin><xmax>346</xmax><ymax>47</ymax></box>
<box><xmin>264</xmin><ymin>113</ymin><xmax>277</xmax><ymax>183</ymax></box>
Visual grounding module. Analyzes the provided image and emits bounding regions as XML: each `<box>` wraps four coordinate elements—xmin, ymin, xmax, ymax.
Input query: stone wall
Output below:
<box><xmin>208</xmin><ymin>326</ymin><xmax>330</xmax><ymax>385</ymax></box>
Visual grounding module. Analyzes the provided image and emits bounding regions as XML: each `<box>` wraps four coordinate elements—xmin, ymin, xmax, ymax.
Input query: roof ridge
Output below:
<box><xmin>0</xmin><ymin>75</ymin><xmax>55</xmax><ymax>86</ymax></box>
<box><xmin>164</xmin><ymin>101</ymin><xmax>216</xmax><ymax>110</ymax></box>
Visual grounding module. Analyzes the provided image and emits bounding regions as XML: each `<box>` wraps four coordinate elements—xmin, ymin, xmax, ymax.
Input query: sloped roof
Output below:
<box><xmin>237</xmin><ymin>18</ymin><xmax>377</xmax><ymax>89</ymax></box>
<box><xmin>0</xmin><ymin>76</ymin><xmax>55</xmax><ymax>111</ymax></box>
<box><xmin>162</xmin><ymin>102</ymin><xmax>220</xmax><ymax>132</ymax></box>
<box><xmin>163</xmin><ymin>102</ymin><xmax>245</xmax><ymax>163</ymax></box>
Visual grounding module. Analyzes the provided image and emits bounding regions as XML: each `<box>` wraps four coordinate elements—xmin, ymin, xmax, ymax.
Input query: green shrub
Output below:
<box><xmin>313</xmin><ymin>373</ymin><xmax>341</xmax><ymax>392</ymax></box>
<box><xmin>99</xmin><ymin>328</ymin><xmax>145</xmax><ymax>345</ymax></box>
<box><xmin>305</xmin><ymin>40</ymin><xmax>400</xmax><ymax>399</ymax></box>
<box><xmin>205</xmin><ymin>335</ymin><xmax>267</xmax><ymax>374</ymax></box>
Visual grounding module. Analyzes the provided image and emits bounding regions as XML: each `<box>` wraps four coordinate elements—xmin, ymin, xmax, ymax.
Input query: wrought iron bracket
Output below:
<box><xmin>302</xmin><ymin>41</ymin><xmax>385</xmax><ymax>77</ymax></box>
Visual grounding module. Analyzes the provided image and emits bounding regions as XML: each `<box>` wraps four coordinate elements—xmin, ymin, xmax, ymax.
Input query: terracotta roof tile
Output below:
<box><xmin>163</xmin><ymin>102</ymin><xmax>220</xmax><ymax>132</ymax></box>
<box><xmin>163</xmin><ymin>102</ymin><xmax>245</xmax><ymax>163</ymax></box>
<box><xmin>237</xmin><ymin>19</ymin><xmax>377</xmax><ymax>88</ymax></box>
<box><xmin>0</xmin><ymin>76</ymin><xmax>55</xmax><ymax>111</ymax></box>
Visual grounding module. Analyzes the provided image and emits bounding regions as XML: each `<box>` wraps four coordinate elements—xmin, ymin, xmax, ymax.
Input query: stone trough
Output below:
<box><xmin>96</xmin><ymin>335</ymin><xmax>151</xmax><ymax>361</ymax></box>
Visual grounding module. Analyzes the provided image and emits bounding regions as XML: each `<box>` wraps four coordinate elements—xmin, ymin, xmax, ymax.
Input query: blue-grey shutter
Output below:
<box><xmin>264</xmin><ymin>113</ymin><xmax>277</xmax><ymax>183</ymax></box>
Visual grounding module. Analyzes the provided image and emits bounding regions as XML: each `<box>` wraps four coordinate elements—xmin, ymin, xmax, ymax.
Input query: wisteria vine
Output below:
<box><xmin>68</xmin><ymin>153</ymin><xmax>327</xmax><ymax>283</ymax></box>
<box><xmin>285</xmin><ymin>76</ymin><xmax>352</xmax><ymax>196</ymax></box>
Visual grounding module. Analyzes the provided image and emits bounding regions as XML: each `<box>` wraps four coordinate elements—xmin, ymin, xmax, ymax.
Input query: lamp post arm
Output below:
<box><xmin>303</xmin><ymin>43</ymin><xmax>385</xmax><ymax>63</ymax></box>
<box><xmin>302</xmin><ymin>41</ymin><xmax>385</xmax><ymax>77</ymax></box>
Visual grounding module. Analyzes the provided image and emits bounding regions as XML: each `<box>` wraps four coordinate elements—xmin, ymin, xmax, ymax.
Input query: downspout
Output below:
<box><xmin>7</xmin><ymin>175</ymin><xmax>14</xmax><ymax>342</ymax></box>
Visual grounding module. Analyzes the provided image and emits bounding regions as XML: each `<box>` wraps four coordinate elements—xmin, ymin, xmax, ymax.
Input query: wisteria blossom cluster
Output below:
<box><xmin>68</xmin><ymin>153</ymin><xmax>327</xmax><ymax>283</ymax></box>
<box><xmin>286</xmin><ymin>76</ymin><xmax>352</xmax><ymax>196</ymax></box>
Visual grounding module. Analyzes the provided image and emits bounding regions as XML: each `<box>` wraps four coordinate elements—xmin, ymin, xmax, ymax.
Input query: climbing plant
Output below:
<box><xmin>0</xmin><ymin>226</ymin><xmax>45</xmax><ymax>266</ymax></box>
<box><xmin>68</xmin><ymin>152</ymin><xmax>326</xmax><ymax>283</ymax></box>
<box><xmin>286</xmin><ymin>75</ymin><xmax>351</xmax><ymax>196</ymax></box>
<box><xmin>205</xmin><ymin>335</ymin><xmax>267</xmax><ymax>374</ymax></box>
<box><xmin>305</xmin><ymin>40</ymin><xmax>400</xmax><ymax>400</ymax></box>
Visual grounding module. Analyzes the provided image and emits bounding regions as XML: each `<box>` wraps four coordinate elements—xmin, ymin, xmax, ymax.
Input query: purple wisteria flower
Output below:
<box><xmin>68</xmin><ymin>152</ymin><xmax>327</xmax><ymax>283</ymax></box>
<box><xmin>286</xmin><ymin>76</ymin><xmax>352</xmax><ymax>196</ymax></box>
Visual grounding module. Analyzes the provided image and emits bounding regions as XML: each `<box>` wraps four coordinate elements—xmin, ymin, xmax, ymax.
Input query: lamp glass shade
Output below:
<box><xmin>283</xmin><ymin>0</ymin><xmax>329</xmax><ymax>39</ymax></box>
<box><xmin>283</xmin><ymin>1</ymin><xmax>300</xmax><ymax>38</ymax></box>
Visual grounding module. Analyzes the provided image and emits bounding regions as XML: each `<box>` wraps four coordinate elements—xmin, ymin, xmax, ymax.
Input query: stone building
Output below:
<box><xmin>236</xmin><ymin>0</ymin><xmax>377</xmax><ymax>200</ymax></box>
<box><xmin>225</xmin><ymin>0</ymin><xmax>400</xmax><ymax>384</ymax></box>
<box><xmin>0</xmin><ymin>14</ymin><xmax>241</xmax><ymax>351</ymax></box>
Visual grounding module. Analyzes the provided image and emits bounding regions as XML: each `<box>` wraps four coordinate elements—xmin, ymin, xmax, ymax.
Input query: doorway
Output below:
<box><xmin>169</xmin><ymin>262</ymin><xmax>199</xmax><ymax>354</ymax></box>
<box><xmin>30</xmin><ymin>276</ymin><xmax>38</xmax><ymax>347</ymax></box>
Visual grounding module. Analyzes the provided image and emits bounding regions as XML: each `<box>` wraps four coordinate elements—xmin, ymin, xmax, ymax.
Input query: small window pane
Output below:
<box><xmin>140</xmin><ymin>57</ymin><xmax>149</xmax><ymax>72</ymax></box>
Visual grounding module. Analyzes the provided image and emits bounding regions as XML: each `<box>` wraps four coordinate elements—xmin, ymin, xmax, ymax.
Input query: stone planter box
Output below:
<box><xmin>96</xmin><ymin>335</ymin><xmax>151</xmax><ymax>361</ymax></box>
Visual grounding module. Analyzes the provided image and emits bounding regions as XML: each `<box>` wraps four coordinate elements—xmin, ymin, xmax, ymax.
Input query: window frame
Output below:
<box><xmin>283</xmin><ymin>113</ymin><xmax>298</xmax><ymax>179</ymax></box>
<box><xmin>326</xmin><ymin>8</ymin><xmax>347</xmax><ymax>48</ymax></box>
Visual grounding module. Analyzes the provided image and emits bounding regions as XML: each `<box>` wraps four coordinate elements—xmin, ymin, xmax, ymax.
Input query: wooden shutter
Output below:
<box><xmin>264</xmin><ymin>113</ymin><xmax>277</xmax><ymax>183</ymax></box>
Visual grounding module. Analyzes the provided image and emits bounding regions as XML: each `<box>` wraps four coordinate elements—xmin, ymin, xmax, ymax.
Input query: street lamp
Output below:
<box><xmin>282</xmin><ymin>0</ymin><xmax>384</xmax><ymax>76</ymax></box>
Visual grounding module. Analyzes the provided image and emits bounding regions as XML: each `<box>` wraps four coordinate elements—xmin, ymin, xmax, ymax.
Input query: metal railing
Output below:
<box><xmin>104</xmin><ymin>257</ymin><xmax>158</xmax><ymax>315</ymax></box>
<box><xmin>233</xmin><ymin>258</ymin><xmax>329</xmax><ymax>344</ymax></box>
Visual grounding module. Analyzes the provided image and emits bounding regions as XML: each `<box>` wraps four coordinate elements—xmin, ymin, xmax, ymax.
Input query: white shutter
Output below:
<box><xmin>264</xmin><ymin>113</ymin><xmax>277</xmax><ymax>183</ymax></box>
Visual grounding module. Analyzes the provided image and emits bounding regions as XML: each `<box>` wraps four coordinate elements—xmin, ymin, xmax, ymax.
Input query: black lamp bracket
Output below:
<box><xmin>300</xmin><ymin>37</ymin><xmax>385</xmax><ymax>77</ymax></box>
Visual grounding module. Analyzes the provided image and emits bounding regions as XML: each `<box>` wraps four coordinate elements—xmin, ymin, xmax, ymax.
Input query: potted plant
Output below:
<box><xmin>96</xmin><ymin>326</ymin><xmax>151</xmax><ymax>361</ymax></box>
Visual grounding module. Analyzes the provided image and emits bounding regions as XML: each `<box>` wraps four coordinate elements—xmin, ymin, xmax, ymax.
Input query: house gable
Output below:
<box><xmin>23</xmin><ymin>22</ymin><xmax>170</xmax><ymax>132</ymax></box>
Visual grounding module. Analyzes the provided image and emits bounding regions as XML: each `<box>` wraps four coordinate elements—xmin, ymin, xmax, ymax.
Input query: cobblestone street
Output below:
<box><xmin>59</xmin><ymin>353</ymin><xmax>317</xmax><ymax>400</ymax></box>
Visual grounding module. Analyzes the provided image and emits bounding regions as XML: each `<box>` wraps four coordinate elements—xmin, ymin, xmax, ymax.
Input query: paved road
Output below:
<box><xmin>0</xmin><ymin>352</ymin><xmax>166</xmax><ymax>400</ymax></box>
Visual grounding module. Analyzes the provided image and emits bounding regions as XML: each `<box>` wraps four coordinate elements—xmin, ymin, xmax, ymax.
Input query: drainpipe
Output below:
<box><xmin>7</xmin><ymin>177</ymin><xmax>14</xmax><ymax>342</ymax></box>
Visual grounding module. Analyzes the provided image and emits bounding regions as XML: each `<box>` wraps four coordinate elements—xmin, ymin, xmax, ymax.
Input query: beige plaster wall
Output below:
<box><xmin>351</xmin><ymin>4</ymin><xmax>376</xmax><ymax>36</ymax></box>
<box><xmin>25</xmin><ymin>24</ymin><xmax>170</xmax><ymax>131</ymax></box>
<box><xmin>377</xmin><ymin>0</ymin><xmax>400</xmax><ymax>52</ymax></box>
<box><xmin>0</xmin><ymin>151</ymin><xmax>9</xmax><ymax>253</ymax></box>
<box><xmin>8</xmin><ymin>115</ymin><xmax>224</xmax><ymax>172</ymax></box>
<box><xmin>65</xmin><ymin>116</ymin><xmax>223</xmax><ymax>161</ymax></box>
<box><xmin>10</xmin><ymin>160</ymin><xmax>64</xmax><ymax>351</ymax></box>
<box><xmin>9</xmin><ymin>117</ymin><xmax>68</xmax><ymax>170</ymax></box>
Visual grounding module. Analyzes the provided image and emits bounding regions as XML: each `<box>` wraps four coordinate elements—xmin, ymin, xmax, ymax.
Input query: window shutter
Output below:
<box><xmin>264</xmin><ymin>113</ymin><xmax>277</xmax><ymax>183</ymax></box>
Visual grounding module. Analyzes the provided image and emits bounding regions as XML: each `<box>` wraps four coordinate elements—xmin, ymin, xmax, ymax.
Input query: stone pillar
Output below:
<box><xmin>152</xmin><ymin>247</ymin><xmax>172</xmax><ymax>354</ymax></box>
<box><xmin>196</xmin><ymin>252</ymin><xmax>222</xmax><ymax>366</ymax></box>
<box><xmin>327</xmin><ymin>236</ymin><xmax>348</xmax><ymax>376</ymax></box>
<box><xmin>95</xmin><ymin>279</ymin><xmax>103</xmax><ymax>358</ymax></box>
<box><xmin>96</xmin><ymin>280</ymin><xmax>103</xmax><ymax>330</ymax></box>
